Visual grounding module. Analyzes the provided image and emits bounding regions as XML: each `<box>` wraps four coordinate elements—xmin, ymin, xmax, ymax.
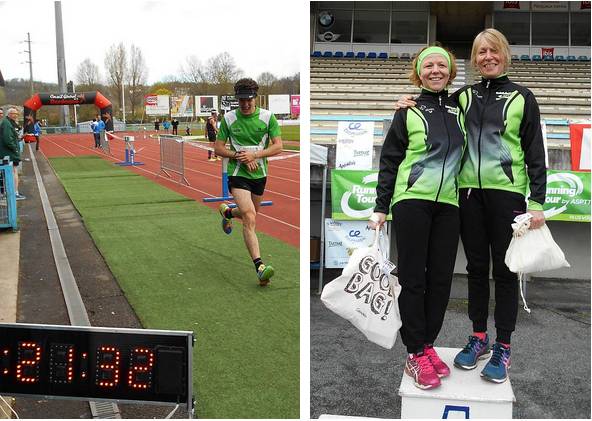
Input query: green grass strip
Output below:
<box><xmin>49</xmin><ymin>156</ymin><xmax>299</xmax><ymax>419</ymax></box>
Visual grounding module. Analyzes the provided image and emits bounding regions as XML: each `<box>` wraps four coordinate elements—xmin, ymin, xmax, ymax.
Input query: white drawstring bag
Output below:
<box><xmin>505</xmin><ymin>213</ymin><xmax>570</xmax><ymax>313</ymax></box>
<box><xmin>321</xmin><ymin>226</ymin><xmax>402</xmax><ymax>349</ymax></box>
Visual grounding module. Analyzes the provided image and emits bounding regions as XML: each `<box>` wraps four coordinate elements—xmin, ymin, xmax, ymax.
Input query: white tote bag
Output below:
<box><xmin>505</xmin><ymin>213</ymin><xmax>570</xmax><ymax>312</ymax></box>
<box><xmin>321</xmin><ymin>226</ymin><xmax>402</xmax><ymax>349</ymax></box>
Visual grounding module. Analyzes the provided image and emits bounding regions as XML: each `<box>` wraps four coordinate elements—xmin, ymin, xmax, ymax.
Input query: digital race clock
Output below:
<box><xmin>0</xmin><ymin>323</ymin><xmax>194</xmax><ymax>414</ymax></box>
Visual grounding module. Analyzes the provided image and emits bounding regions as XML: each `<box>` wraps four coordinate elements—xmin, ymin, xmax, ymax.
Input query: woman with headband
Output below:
<box><xmin>368</xmin><ymin>45</ymin><xmax>466</xmax><ymax>390</ymax></box>
<box><xmin>395</xmin><ymin>29</ymin><xmax>546</xmax><ymax>384</ymax></box>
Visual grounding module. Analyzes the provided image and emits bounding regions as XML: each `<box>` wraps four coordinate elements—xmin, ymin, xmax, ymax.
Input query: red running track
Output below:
<box><xmin>39</xmin><ymin>133</ymin><xmax>300</xmax><ymax>247</ymax></box>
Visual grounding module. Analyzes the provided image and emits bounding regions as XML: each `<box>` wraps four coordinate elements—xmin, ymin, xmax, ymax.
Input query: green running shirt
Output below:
<box><xmin>217</xmin><ymin>107</ymin><xmax>281</xmax><ymax>179</ymax></box>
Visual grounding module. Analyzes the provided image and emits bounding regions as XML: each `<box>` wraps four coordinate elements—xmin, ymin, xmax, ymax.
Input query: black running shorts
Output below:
<box><xmin>207</xmin><ymin>132</ymin><xmax>216</xmax><ymax>142</ymax></box>
<box><xmin>228</xmin><ymin>176</ymin><xmax>267</xmax><ymax>196</ymax></box>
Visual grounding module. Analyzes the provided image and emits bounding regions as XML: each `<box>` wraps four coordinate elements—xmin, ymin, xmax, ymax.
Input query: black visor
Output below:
<box><xmin>235</xmin><ymin>88</ymin><xmax>257</xmax><ymax>99</ymax></box>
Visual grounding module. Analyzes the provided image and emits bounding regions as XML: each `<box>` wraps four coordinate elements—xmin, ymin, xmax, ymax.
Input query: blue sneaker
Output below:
<box><xmin>454</xmin><ymin>335</ymin><xmax>491</xmax><ymax>370</ymax></box>
<box><xmin>481</xmin><ymin>342</ymin><xmax>511</xmax><ymax>383</ymax></box>
<box><xmin>218</xmin><ymin>203</ymin><xmax>232</xmax><ymax>234</ymax></box>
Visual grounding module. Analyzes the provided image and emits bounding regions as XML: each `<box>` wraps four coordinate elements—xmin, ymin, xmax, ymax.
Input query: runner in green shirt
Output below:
<box><xmin>214</xmin><ymin>78</ymin><xmax>283</xmax><ymax>286</ymax></box>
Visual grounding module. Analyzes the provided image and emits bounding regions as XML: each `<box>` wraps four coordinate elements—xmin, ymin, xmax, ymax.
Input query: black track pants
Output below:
<box><xmin>393</xmin><ymin>199</ymin><xmax>460</xmax><ymax>354</ymax></box>
<box><xmin>459</xmin><ymin>188</ymin><xmax>526</xmax><ymax>344</ymax></box>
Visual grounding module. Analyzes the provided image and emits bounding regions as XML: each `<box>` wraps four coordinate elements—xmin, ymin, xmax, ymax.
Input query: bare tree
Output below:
<box><xmin>206</xmin><ymin>52</ymin><xmax>242</xmax><ymax>85</ymax></box>
<box><xmin>181</xmin><ymin>55</ymin><xmax>207</xmax><ymax>84</ymax></box>
<box><xmin>127</xmin><ymin>44</ymin><xmax>148</xmax><ymax>117</ymax></box>
<box><xmin>257</xmin><ymin>72</ymin><xmax>277</xmax><ymax>95</ymax></box>
<box><xmin>104</xmin><ymin>43</ymin><xmax>127</xmax><ymax>112</ymax></box>
<box><xmin>75</xmin><ymin>58</ymin><xmax>101</xmax><ymax>86</ymax></box>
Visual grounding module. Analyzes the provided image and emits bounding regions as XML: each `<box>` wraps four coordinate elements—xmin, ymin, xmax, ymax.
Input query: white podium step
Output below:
<box><xmin>399</xmin><ymin>347</ymin><xmax>515</xmax><ymax>419</ymax></box>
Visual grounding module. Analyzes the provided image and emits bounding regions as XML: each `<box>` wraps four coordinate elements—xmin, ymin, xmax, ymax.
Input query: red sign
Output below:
<box><xmin>542</xmin><ymin>48</ymin><xmax>554</xmax><ymax>59</ymax></box>
<box><xmin>504</xmin><ymin>1</ymin><xmax>520</xmax><ymax>9</ymax></box>
<box><xmin>144</xmin><ymin>95</ymin><xmax>157</xmax><ymax>106</ymax></box>
<box><xmin>582</xmin><ymin>1</ymin><xmax>591</xmax><ymax>9</ymax></box>
<box><xmin>570</xmin><ymin>123</ymin><xmax>591</xmax><ymax>172</ymax></box>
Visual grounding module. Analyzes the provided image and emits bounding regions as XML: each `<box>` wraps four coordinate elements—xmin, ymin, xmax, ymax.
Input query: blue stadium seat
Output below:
<box><xmin>322</xmin><ymin>51</ymin><xmax>332</xmax><ymax>58</ymax></box>
<box><xmin>555</xmin><ymin>55</ymin><xmax>566</xmax><ymax>61</ymax></box>
<box><xmin>355</xmin><ymin>52</ymin><xmax>366</xmax><ymax>59</ymax></box>
<box><xmin>334</xmin><ymin>51</ymin><xmax>344</xmax><ymax>58</ymax></box>
<box><xmin>578</xmin><ymin>55</ymin><xmax>590</xmax><ymax>61</ymax></box>
<box><xmin>532</xmin><ymin>54</ymin><xmax>542</xmax><ymax>61</ymax></box>
<box><xmin>520</xmin><ymin>54</ymin><xmax>531</xmax><ymax>61</ymax></box>
<box><xmin>378</xmin><ymin>52</ymin><xmax>388</xmax><ymax>59</ymax></box>
<box><xmin>543</xmin><ymin>55</ymin><xmax>554</xmax><ymax>61</ymax></box>
<box><xmin>345</xmin><ymin>51</ymin><xmax>354</xmax><ymax>58</ymax></box>
<box><xmin>567</xmin><ymin>55</ymin><xmax>577</xmax><ymax>61</ymax></box>
<box><xmin>367</xmin><ymin>52</ymin><xmax>377</xmax><ymax>59</ymax></box>
<box><xmin>312</xmin><ymin>51</ymin><xmax>321</xmax><ymax>57</ymax></box>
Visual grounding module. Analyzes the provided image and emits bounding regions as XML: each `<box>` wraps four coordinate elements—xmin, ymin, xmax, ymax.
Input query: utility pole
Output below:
<box><xmin>55</xmin><ymin>1</ymin><xmax>70</xmax><ymax>127</ymax></box>
<box><xmin>23</xmin><ymin>32</ymin><xmax>34</xmax><ymax>96</ymax></box>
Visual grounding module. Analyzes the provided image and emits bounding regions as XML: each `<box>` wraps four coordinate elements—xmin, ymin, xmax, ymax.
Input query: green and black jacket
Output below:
<box><xmin>375</xmin><ymin>89</ymin><xmax>466</xmax><ymax>214</ymax></box>
<box><xmin>453</xmin><ymin>76</ymin><xmax>546</xmax><ymax>210</ymax></box>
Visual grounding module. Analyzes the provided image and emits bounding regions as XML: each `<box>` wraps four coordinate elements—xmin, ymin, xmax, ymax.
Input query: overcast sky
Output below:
<box><xmin>0</xmin><ymin>0</ymin><xmax>302</xmax><ymax>85</ymax></box>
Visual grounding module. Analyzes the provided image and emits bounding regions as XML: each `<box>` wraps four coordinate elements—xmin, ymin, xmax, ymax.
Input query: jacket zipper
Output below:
<box><xmin>435</xmin><ymin>93</ymin><xmax>450</xmax><ymax>202</ymax></box>
<box><xmin>476</xmin><ymin>80</ymin><xmax>491</xmax><ymax>189</ymax></box>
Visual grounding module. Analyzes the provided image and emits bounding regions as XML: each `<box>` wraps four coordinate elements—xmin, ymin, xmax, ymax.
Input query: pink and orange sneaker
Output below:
<box><xmin>423</xmin><ymin>344</ymin><xmax>451</xmax><ymax>378</ymax></box>
<box><xmin>405</xmin><ymin>353</ymin><xmax>441</xmax><ymax>389</ymax></box>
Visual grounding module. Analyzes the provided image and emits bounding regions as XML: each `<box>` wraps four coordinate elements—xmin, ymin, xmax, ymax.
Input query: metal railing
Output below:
<box><xmin>159</xmin><ymin>135</ymin><xmax>189</xmax><ymax>185</ymax></box>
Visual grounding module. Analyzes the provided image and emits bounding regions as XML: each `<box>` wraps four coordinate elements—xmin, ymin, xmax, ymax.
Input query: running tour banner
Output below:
<box><xmin>335</xmin><ymin>121</ymin><xmax>374</xmax><ymax>170</ymax></box>
<box><xmin>324</xmin><ymin>219</ymin><xmax>376</xmax><ymax>268</ymax></box>
<box><xmin>145</xmin><ymin>95</ymin><xmax>170</xmax><ymax>116</ymax></box>
<box><xmin>543</xmin><ymin>170</ymin><xmax>590</xmax><ymax>222</ymax></box>
<box><xmin>290</xmin><ymin>95</ymin><xmax>300</xmax><ymax>117</ymax></box>
<box><xmin>170</xmin><ymin>96</ymin><xmax>194</xmax><ymax>117</ymax></box>
<box><xmin>331</xmin><ymin>169</ymin><xmax>392</xmax><ymax>221</ymax></box>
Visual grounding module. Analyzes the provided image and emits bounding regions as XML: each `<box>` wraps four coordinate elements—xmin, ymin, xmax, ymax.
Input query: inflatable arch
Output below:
<box><xmin>23</xmin><ymin>91</ymin><xmax>113</xmax><ymax>131</ymax></box>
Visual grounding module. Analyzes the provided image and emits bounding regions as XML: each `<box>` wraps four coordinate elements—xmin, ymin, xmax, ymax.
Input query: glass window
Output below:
<box><xmin>392</xmin><ymin>1</ymin><xmax>429</xmax><ymax>11</ymax></box>
<box><xmin>353</xmin><ymin>10</ymin><xmax>389</xmax><ymax>43</ymax></box>
<box><xmin>494</xmin><ymin>12</ymin><xmax>530</xmax><ymax>45</ymax></box>
<box><xmin>316</xmin><ymin>9</ymin><xmax>353</xmax><ymax>43</ymax></box>
<box><xmin>391</xmin><ymin>11</ymin><xmax>427</xmax><ymax>43</ymax></box>
<box><xmin>532</xmin><ymin>12</ymin><xmax>569</xmax><ymax>45</ymax></box>
<box><xmin>317</xmin><ymin>2</ymin><xmax>352</xmax><ymax>10</ymax></box>
<box><xmin>571</xmin><ymin>12</ymin><xmax>591</xmax><ymax>46</ymax></box>
<box><xmin>354</xmin><ymin>1</ymin><xmax>390</xmax><ymax>10</ymax></box>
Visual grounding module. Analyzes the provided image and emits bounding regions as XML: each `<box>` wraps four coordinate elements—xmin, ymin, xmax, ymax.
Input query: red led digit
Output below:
<box><xmin>128</xmin><ymin>347</ymin><xmax>154</xmax><ymax>390</ymax></box>
<box><xmin>1</xmin><ymin>348</ymin><xmax>10</xmax><ymax>375</ymax></box>
<box><xmin>49</xmin><ymin>344</ymin><xmax>75</xmax><ymax>384</ymax></box>
<box><xmin>16</xmin><ymin>342</ymin><xmax>42</xmax><ymax>383</ymax></box>
<box><xmin>95</xmin><ymin>346</ymin><xmax>120</xmax><ymax>388</ymax></box>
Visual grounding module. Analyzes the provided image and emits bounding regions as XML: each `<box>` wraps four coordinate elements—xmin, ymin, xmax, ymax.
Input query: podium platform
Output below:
<box><xmin>399</xmin><ymin>347</ymin><xmax>515</xmax><ymax>419</ymax></box>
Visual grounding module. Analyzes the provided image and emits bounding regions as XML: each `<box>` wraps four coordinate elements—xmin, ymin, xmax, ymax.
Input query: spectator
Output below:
<box><xmin>34</xmin><ymin>119</ymin><xmax>42</xmax><ymax>151</ymax></box>
<box><xmin>163</xmin><ymin>119</ymin><xmax>171</xmax><ymax>133</ymax></box>
<box><xmin>154</xmin><ymin>119</ymin><xmax>160</xmax><ymax>132</ymax></box>
<box><xmin>185</xmin><ymin>125</ymin><xmax>191</xmax><ymax>136</ymax></box>
<box><xmin>0</xmin><ymin>108</ymin><xmax>25</xmax><ymax>200</ymax></box>
<box><xmin>205</xmin><ymin>110</ymin><xmax>219</xmax><ymax>161</ymax></box>
<box><xmin>171</xmin><ymin>118</ymin><xmax>179</xmax><ymax>135</ymax></box>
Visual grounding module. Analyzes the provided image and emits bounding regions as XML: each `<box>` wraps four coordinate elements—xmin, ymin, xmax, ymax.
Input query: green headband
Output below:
<box><xmin>416</xmin><ymin>47</ymin><xmax>452</xmax><ymax>76</ymax></box>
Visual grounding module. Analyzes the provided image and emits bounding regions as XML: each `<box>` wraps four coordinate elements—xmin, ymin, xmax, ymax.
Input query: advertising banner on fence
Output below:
<box><xmin>145</xmin><ymin>95</ymin><xmax>170</xmax><ymax>116</ymax></box>
<box><xmin>543</xmin><ymin>170</ymin><xmax>590</xmax><ymax>222</ymax></box>
<box><xmin>221</xmin><ymin>95</ymin><xmax>239</xmax><ymax>112</ymax></box>
<box><xmin>335</xmin><ymin>121</ymin><xmax>374</xmax><ymax>170</ymax></box>
<box><xmin>569</xmin><ymin>123</ymin><xmax>591</xmax><ymax>171</ymax></box>
<box><xmin>195</xmin><ymin>96</ymin><xmax>219</xmax><ymax>116</ymax></box>
<box><xmin>331</xmin><ymin>169</ymin><xmax>392</xmax><ymax>220</ymax></box>
<box><xmin>324</xmin><ymin>219</ymin><xmax>376</xmax><ymax>268</ymax></box>
<box><xmin>171</xmin><ymin>96</ymin><xmax>194</xmax><ymax>117</ymax></box>
<box><xmin>290</xmin><ymin>95</ymin><xmax>300</xmax><ymax>117</ymax></box>
<box><xmin>269</xmin><ymin>94</ymin><xmax>291</xmax><ymax>114</ymax></box>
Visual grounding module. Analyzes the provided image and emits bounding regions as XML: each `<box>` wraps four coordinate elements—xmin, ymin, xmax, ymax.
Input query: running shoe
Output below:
<box><xmin>423</xmin><ymin>344</ymin><xmax>450</xmax><ymax>378</ymax></box>
<box><xmin>218</xmin><ymin>203</ymin><xmax>232</xmax><ymax>234</ymax></box>
<box><xmin>481</xmin><ymin>342</ymin><xmax>511</xmax><ymax>383</ymax></box>
<box><xmin>208</xmin><ymin>157</ymin><xmax>216</xmax><ymax>162</ymax></box>
<box><xmin>405</xmin><ymin>353</ymin><xmax>441</xmax><ymax>389</ymax></box>
<box><xmin>15</xmin><ymin>193</ymin><xmax>26</xmax><ymax>201</ymax></box>
<box><xmin>454</xmin><ymin>335</ymin><xmax>491</xmax><ymax>370</ymax></box>
<box><xmin>257</xmin><ymin>264</ymin><xmax>274</xmax><ymax>286</ymax></box>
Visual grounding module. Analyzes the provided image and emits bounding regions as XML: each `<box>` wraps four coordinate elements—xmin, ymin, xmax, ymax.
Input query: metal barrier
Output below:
<box><xmin>159</xmin><ymin>135</ymin><xmax>189</xmax><ymax>185</ymax></box>
<box><xmin>0</xmin><ymin>158</ymin><xmax>18</xmax><ymax>231</ymax></box>
<box><xmin>99</xmin><ymin>131</ymin><xmax>111</xmax><ymax>155</ymax></box>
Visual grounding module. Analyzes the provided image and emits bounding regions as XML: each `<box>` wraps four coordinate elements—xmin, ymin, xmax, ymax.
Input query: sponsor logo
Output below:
<box><xmin>348</xmin><ymin>230</ymin><xmax>361</xmax><ymax>238</ymax></box>
<box><xmin>496</xmin><ymin>91</ymin><xmax>514</xmax><ymax>101</ymax></box>
<box><xmin>339</xmin><ymin>138</ymin><xmax>354</xmax><ymax>145</ymax></box>
<box><xmin>328</xmin><ymin>241</ymin><xmax>343</xmax><ymax>248</ymax></box>
<box><xmin>344</xmin><ymin>122</ymin><xmax>368</xmax><ymax>136</ymax></box>
<box><xmin>504</xmin><ymin>1</ymin><xmax>520</xmax><ymax>9</ymax></box>
<box><xmin>418</xmin><ymin>105</ymin><xmax>434</xmax><ymax>113</ymax></box>
<box><xmin>472</xmin><ymin>89</ymin><xmax>483</xmax><ymax>99</ymax></box>
<box><xmin>353</xmin><ymin>150</ymin><xmax>370</xmax><ymax>157</ymax></box>
<box><xmin>544</xmin><ymin>172</ymin><xmax>589</xmax><ymax>219</ymax></box>
<box><xmin>340</xmin><ymin>173</ymin><xmax>379</xmax><ymax>219</ymax></box>
<box><xmin>338</xmin><ymin>160</ymin><xmax>356</xmax><ymax>169</ymax></box>
<box><xmin>445</xmin><ymin>105</ymin><xmax>459</xmax><ymax>115</ymax></box>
